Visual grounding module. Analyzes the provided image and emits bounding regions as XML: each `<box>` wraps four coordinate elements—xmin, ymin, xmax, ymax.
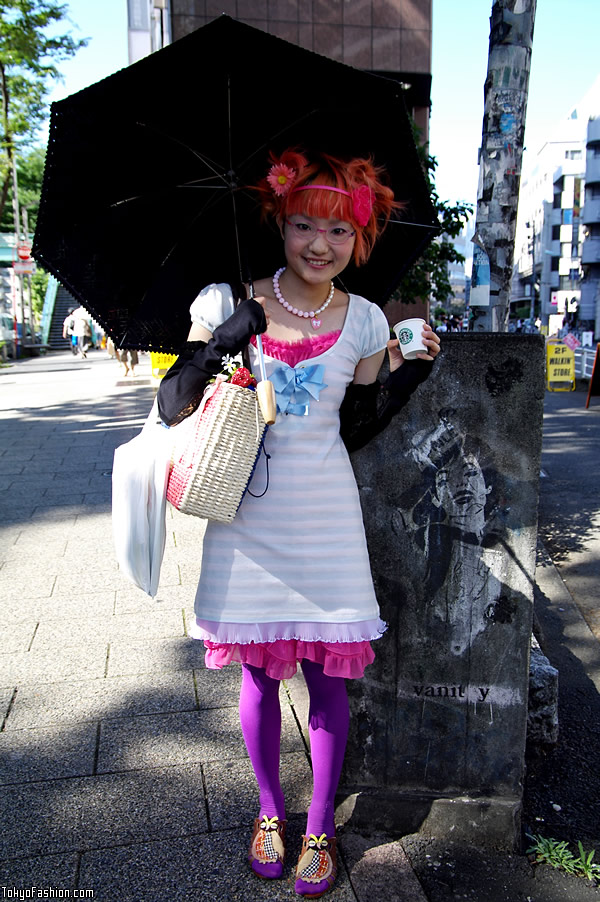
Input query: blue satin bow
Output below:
<box><xmin>270</xmin><ymin>363</ymin><xmax>328</xmax><ymax>416</ymax></box>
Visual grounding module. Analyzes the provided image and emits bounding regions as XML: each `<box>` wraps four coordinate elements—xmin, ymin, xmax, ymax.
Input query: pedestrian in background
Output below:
<box><xmin>117</xmin><ymin>348</ymin><xmax>138</xmax><ymax>376</ymax></box>
<box><xmin>71</xmin><ymin>306</ymin><xmax>93</xmax><ymax>358</ymax></box>
<box><xmin>62</xmin><ymin>307</ymin><xmax>78</xmax><ymax>355</ymax></box>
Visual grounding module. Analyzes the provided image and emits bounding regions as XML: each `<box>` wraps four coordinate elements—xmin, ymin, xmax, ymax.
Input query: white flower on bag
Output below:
<box><xmin>221</xmin><ymin>354</ymin><xmax>237</xmax><ymax>375</ymax></box>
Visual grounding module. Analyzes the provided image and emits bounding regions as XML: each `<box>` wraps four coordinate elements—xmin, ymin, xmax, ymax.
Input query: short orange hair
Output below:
<box><xmin>254</xmin><ymin>148</ymin><xmax>403</xmax><ymax>266</ymax></box>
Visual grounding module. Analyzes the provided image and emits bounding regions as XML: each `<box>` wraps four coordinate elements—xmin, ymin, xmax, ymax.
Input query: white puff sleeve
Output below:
<box><xmin>361</xmin><ymin>301</ymin><xmax>391</xmax><ymax>358</ymax></box>
<box><xmin>189</xmin><ymin>283</ymin><xmax>236</xmax><ymax>333</ymax></box>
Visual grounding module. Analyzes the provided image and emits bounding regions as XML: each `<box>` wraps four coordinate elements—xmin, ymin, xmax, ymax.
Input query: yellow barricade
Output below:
<box><xmin>546</xmin><ymin>340</ymin><xmax>575</xmax><ymax>392</ymax></box>
<box><xmin>150</xmin><ymin>352</ymin><xmax>178</xmax><ymax>382</ymax></box>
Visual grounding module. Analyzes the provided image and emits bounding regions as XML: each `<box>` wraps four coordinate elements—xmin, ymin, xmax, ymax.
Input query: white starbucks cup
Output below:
<box><xmin>393</xmin><ymin>318</ymin><xmax>428</xmax><ymax>360</ymax></box>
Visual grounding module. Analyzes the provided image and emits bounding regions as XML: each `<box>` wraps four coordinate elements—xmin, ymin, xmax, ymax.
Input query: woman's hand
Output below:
<box><xmin>252</xmin><ymin>295</ymin><xmax>271</xmax><ymax>330</ymax></box>
<box><xmin>388</xmin><ymin>323</ymin><xmax>441</xmax><ymax>372</ymax></box>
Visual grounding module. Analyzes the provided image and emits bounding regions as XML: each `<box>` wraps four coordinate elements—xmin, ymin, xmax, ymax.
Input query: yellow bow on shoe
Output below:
<box><xmin>296</xmin><ymin>833</ymin><xmax>334</xmax><ymax>881</ymax></box>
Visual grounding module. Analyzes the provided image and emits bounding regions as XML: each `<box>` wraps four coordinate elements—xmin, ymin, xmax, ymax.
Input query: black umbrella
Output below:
<box><xmin>33</xmin><ymin>15</ymin><xmax>438</xmax><ymax>352</ymax></box>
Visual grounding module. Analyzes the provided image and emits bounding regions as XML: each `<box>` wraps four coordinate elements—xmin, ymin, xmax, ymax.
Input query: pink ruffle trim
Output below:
<box><xmin>250</xmin><ymin>330</ymin><xmax>341</xmax><ymax>367</ymax></box>
<box><xmin>203</xmin><ymin>638</ymin><xmax>375</xmax><ymax>680</ymax></box>
<box><xmin>191</xmin><ymin>617</ymin><xmax>386</xmax><ymax>680</ymax></box>
<box><xmin>190</xmin><ymin>617</ymin><xmax>386</xmax><ymax>645</ymax></box>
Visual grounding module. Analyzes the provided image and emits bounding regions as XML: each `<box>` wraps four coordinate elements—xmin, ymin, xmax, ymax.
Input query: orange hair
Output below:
<box><xmin>254</xmin><ymin>148</ymin><xmax>403</xmax><ymax>266</ymax></box>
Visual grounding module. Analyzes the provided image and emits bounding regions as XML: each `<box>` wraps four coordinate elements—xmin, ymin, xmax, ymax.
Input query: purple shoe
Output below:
<box><xmin>248</xmin><ymin>815</ymin><xmax>286</xmax><ymax>880</ymax></box>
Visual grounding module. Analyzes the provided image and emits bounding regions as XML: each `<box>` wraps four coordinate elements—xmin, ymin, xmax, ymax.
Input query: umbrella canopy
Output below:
<box><xmin>34</xmin><ymin>15</ymin><xmax>438</xmax><ymax>351</ymax></box>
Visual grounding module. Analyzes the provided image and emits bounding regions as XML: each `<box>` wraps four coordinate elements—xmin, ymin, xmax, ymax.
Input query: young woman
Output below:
<box><xmin>157</xmin><ymin>148</ymin><xmax>440</xmax><ymax>898</ymax></box>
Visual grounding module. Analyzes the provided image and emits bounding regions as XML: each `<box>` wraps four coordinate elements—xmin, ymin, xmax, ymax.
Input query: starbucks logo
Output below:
<box><xmin>398</xmin><ymin>327</ymin><xmax>413</xmax><ymax>344</ymax></box>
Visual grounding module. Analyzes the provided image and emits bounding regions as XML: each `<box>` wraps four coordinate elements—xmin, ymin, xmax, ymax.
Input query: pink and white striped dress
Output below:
<box><xmin>187</xmin><ymin>283</ymin><xmax>390</xmax><ymax>680</ymax></box>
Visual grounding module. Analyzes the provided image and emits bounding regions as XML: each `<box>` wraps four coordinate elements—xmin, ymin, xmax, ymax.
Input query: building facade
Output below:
<box><xmin>513</xmin><ymin>77</ymin><xmax>600</xmax><ymax>338</ymax></box>
<box><xmin>167</xmin><ymin>0</ymin><xmax>432</xmax><ymax>139</ymax></box>
<box><xmin>581</xmin><ymin>116</ymin><xmax>600</xmax><ymax>333</ymax></box>
<box><xmin>128</xmin><ymin>0</ymin><xmax>172</xmax><ymax>63</ymax></box>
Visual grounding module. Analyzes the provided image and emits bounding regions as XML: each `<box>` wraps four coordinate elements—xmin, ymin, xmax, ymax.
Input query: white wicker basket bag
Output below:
<box><xmin>166</xmin><ymin>380</ymin><xmax>267</xmax><ymax>523</ymax></box>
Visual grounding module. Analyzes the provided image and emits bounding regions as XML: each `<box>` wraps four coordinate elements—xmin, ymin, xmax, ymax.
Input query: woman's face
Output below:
<box><xmin>281</xmin><ymin>212</ymin><xmax>356</xmax><ymax>286</ymax></box>
<box><xmin>435</xmin><ymin>453</ymin><xmax>491</xmax><ymax>537</ymax></box>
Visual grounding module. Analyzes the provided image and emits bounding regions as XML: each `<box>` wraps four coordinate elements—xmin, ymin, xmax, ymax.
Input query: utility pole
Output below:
<box><xmin>11</xmin><ymin>154</ymin><xmax>25</xmax><ymax>355</ymax></box>
<box><xmin>527</xmin><ymin>219</ymin><xmax>536</xmax><ymax>321</ymax></box>
<box><xmin>470</xmin><ymin>0</ymin><xmax>537</xmax><ymax>332</ymax></box>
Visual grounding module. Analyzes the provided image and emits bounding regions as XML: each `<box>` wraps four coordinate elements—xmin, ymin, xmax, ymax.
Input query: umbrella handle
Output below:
<box><xmin>257</xmin><ymin>378</ymin><xmax>276</xmax><ymax>425</ymax></box>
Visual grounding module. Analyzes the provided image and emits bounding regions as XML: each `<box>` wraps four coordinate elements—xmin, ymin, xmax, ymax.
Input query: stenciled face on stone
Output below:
<box><xmin>433</xmin><ymin>452</ymin><xmax>492</xmax><ymax>538</ymax></box>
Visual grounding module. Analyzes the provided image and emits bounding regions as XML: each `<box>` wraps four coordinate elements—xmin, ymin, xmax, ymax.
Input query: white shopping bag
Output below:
<box><xmin>112</xmin><ymin>400</ymin><xmax>171</xmax><ymax>597</ymax></box>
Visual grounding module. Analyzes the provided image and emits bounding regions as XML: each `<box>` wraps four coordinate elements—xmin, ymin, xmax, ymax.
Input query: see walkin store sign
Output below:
<box><xmin>546</xmin><ymin>340</ymin><xmax>575</xmax><ymax>391</ymax></box>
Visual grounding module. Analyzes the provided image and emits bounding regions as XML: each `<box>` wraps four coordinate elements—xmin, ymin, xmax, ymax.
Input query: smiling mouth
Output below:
<box><xmin>304</xmin><ymin>257</ymin><xmax>331</xmax><ymax>266</ymax></box>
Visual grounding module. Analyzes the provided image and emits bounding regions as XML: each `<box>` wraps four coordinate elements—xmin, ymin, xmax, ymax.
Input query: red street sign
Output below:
<box><xmin>17</xmin><ymin>244</ymin><xmax>32</xmax><ymax>260</ymax></box>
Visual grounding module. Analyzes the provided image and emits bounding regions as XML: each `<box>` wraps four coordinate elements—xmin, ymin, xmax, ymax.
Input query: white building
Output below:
<box><xmin>581</xmin><ymin>116</ymin><xmax>600</xmax><ymax>333</ymax></box>
<box><xmin>514</xmin><ymin>76</ymin><xmax>600</xmax><ymax>336</ymax></box>
<box><xmin>127</xmin><ymin>0</ymin><xmax>171</xmax><ymax>64</ymax></box>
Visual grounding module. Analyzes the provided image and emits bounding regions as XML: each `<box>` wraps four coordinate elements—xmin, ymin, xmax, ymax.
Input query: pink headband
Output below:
<box><xmin>265</xmin><ymin>163</ymin><xmax>373</xmax><ymax>226</ymax></box>
<box><xmin>291</xmin><ymin>184</ymin><xmax>373</xmax><ymax>227</ymax></box>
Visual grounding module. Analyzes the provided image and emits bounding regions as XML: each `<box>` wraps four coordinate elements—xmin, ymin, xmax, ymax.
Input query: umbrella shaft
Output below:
<box><xmin>255</xmin><ymin>333</ymin><xmax>268</xmax><ymax>382</ymax></box>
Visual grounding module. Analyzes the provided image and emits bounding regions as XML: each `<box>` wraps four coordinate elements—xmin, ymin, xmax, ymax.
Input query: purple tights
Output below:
<box><xmin>239</xmin><ymin>659</ymin><xmax>350</xmax><ymax>838</ymax></box>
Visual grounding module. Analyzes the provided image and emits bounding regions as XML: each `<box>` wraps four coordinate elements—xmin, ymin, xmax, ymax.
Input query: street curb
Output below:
<box><xmin>341</xmin><ymin>833</ymin><xmax>428</xmax><ymax>902</ymax></box>
<box><xmin>535</xmin><ymin>540</ymin><xmax>600</xmax><ymax>693</ymax></box>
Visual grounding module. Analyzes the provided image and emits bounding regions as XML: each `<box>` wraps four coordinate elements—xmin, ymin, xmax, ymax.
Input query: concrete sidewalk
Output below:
<box><xmin>1</xmin><ymin>350</ymin><xmax>599</xmax><ymax>901</ymax></box>
<box><xmin>0</xmin><ymin>351</ymin><xmax>426</xmax><ymax>901</ymax></box>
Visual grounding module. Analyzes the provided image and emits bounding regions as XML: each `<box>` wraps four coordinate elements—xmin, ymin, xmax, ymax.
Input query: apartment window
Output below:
<box><xmin>551</xmin><ymin>257</ymin><xmax>559</xmax><ymax>271</ymax></box>
<box><xmin>551</xmin><ymin>225</ymin><xmax>560</xmax><ymax>240</ymax></box>
<box><xmin>562</xmin><ymin>209</ymin><xmax>573</xmax><ymax>225</ymax></box>
<box><xmin>559</xmin><ymin>275</ymin><xmax>579</xmax><ymax>290</ymax></box>
<box><xmin>565</xmin><ymin>149</ymin><xmax>582</xmax><ymax>159</ymax></box>
<box><xmin>553</xmin><ymin>193</ymin><xmax>561</xmax><ymax>209</ymax></box>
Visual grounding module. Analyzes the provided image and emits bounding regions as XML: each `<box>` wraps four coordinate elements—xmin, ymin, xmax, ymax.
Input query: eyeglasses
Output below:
<box><xmin>285</xmin><ymin>217</ymin><xmax>355</xmax><ymax>245</ymax></box>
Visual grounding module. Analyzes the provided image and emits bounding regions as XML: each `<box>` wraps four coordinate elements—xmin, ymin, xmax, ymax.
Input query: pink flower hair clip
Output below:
<box><xmin>267</xmin><ymin>162</ymin><xmax>297</xmax><ymax>197</ymax></box>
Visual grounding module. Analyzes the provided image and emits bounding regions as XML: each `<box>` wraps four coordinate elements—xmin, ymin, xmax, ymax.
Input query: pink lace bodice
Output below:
<box><xmin>250</xmin><ymin>330</ymin><xmax>341</xmax><ymax>368</ymax></box>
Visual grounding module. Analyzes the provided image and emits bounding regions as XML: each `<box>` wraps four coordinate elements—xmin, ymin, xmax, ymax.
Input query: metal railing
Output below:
<box><xmin>40</xmin><ymin>275</ymin><xmax>58</xmax><ymax>346</ymax></box>
<box><xmin>574</xmin><ymin>345</ymin><xmax>598</xmax><ymax>379</ymax></box>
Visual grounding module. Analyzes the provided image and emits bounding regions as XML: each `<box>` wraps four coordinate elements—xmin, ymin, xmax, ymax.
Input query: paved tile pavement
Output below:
<box><xmin>0</xmin><ymin>350</ymin><xmax>426</xmax><ymax>901</ymax></box>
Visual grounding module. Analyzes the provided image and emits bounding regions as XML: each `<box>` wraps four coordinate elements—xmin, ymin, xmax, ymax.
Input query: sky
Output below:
<box><xmin>430</xmin><ymin>0</ymin><xmax>600</xmax><ymax>208</ymax></box>
<box><xmin>45</xmin><ymin>0</ymin><xmax>600</xmax><ymax>214</ymax></box>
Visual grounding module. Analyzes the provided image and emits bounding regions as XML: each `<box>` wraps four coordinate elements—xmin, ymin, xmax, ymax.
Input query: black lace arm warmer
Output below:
<box><xmin>339</xmin><ymin>360</ymin><xmax>433</xmax><ymax>453</ymax></box>
<box><xmin>157</xmin><ymin>298</ymin><xmax>267</xmax><ymax>426</ymax></box>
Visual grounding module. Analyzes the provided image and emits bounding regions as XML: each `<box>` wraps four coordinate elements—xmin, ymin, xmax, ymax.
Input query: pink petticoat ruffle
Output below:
<box><xmin>191</xmin><ymin>617</ymin><xmax>386</xmax><ymax>680</ymax></box>
<box><xmin>203</xmin><ymin>638</ymin><xmax>375</xmax><ymax>680</ymax></box>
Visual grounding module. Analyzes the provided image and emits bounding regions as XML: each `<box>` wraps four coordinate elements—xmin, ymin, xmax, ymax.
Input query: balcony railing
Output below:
<box><xmin>584</xmin><ymin>155</ymin><xmax>600</xmax><ymax>185</ymax></box>
<box><xmin>582</xmin><ymin>236</ymin><xmax>600</xmax><ymax>264</ymax></box>
<box><xmin>587</xmin><ymin>117</ymin><xmax>600</xmax><ymax>144</ymax></box>
<box><xmin>582</xmin><ymin>198</ymin><xmax>600</xmax><ymax>225</ymax></box>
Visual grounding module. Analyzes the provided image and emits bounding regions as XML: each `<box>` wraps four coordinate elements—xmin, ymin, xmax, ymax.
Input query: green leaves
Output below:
<box><xmin>0</xmin><ymin>143</ymin><xmax>45</xmax><ymax>230</ymax></box>
<box><xmin>0</xmin><ymin>0</ymin><xmax>88</xmax><ymax>223</ymax></box>
<box><xmin>526</xmin><ymin>833</ymin><xmax>600</xmax><ymax>882</ymax></box>
<box><xmin>394</xmin><ymin>125</ymin><xmax>473</xmax><ymax>307</ymax></box>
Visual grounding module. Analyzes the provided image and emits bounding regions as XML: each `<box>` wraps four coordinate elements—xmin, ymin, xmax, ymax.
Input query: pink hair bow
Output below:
<box><xmin>352</xmin><ymin>185</ymin><xmax>373</xmax><ymax>227</ymax></box>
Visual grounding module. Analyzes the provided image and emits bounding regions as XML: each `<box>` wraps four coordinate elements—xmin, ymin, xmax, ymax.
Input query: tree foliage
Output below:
<box><xmin>0</xmin><ymin>0</ymin><xmax>86</xmax><ymax>226</ymax></box>
<box><xmin>394</xmin><ymin>137</ymin><xmax>473</xmax><ymax>306</ymax></box>
<box><xmin>0</xmin><ymin>142</ymin><xmax>44</xmax><ymax>231</ymax></box>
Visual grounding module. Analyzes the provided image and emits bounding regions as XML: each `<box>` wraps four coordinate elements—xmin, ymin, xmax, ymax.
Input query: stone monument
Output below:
<box><xmin>338</xmin><ymin>333</ymin><xmax>545</xmax><ymax>849</ymax></box>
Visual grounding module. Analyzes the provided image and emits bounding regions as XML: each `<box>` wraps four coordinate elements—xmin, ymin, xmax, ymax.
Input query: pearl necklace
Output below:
<box><xmin>273</xmin><ymin>267</ymin><xmax>334</xmax><ymax>331</ymax></box>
